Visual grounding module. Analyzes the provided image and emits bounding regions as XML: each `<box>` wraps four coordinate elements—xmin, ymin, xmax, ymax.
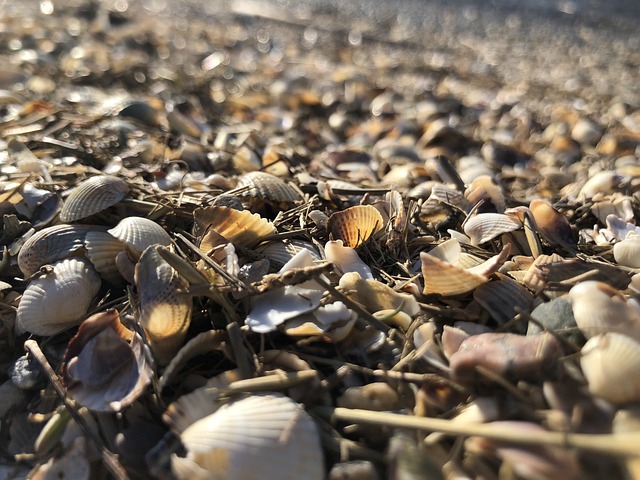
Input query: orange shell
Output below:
<box><xmin>327</xmin><ymin>205</ymin><xmax>384</xmax><ymax>248</ymax></box>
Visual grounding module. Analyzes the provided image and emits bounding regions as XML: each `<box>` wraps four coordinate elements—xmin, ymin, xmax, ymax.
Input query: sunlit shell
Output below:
<box><xmin>569</xmin><ymin>281</ymin><xmax>640</xmax><ymax>341</ymax></box>
<box><xmin>59</xmin><ymin>175</ymin><xmax>129</xmax><ymax>222</ymax></box>
<box><xmin>463</xmin><ymin>213</ymin><xmax>521</xmax><ymax>245</ymax></box>
<box><xmin>613</xmin><ymin>235</ymin><xmax>640</xmax><ymax>269</ymax></box>
<box><xmin>18</xmin><ymin>224</ymin><xmax>103</xmax><ymax>277</ymax></box>
<box><xmin>581</xmin><ymin>332</ymin><xmax>640</xmax><ymax>405</ymax></box>
<box><xmin>16</xmin><ymin>258</ymin><xmax>102</xmax><ymax>336</ymax></box>
<box><xmin>194</xmin><ymin>206</ymin><xmax>276</xmax><ymax>251</ymax></box>
<box><xmin>327</xmin><ymin>205</ymin><xmax>384</xmax><ymax>248</ymax></box>
<box><xmin>324</xmin><ymin>240</ymin><xmax>373</xmax><ymax>279</ymax></box>
<box><xmin>464</xmin><ymin>175</ymin><xmax>505</xmax><ymax>213</ymax></box>
<box><xmin>84</xmin><ymin>231</ymin><xmax>125</xmax><ymax>285</ymax></box>
<box><xmin>591</xmin><ymin>195</ymin><xmax>635</xmax><ymax>225</ymax></box>
<box><xmin>166</xmin><ymin>393</ymin><xmax>324</xmax><ymax>480</ymax></box>
<box><xmin>62</xmin><ymin>309</ymin><xmax>152</xmax><ymax>412</ymax></box>
<box><xmin>338</xmin><ymin>271</ymin><xmax>420</xmax><ymax>316</ymax></box>
<box><xmin>235</xmin><ymin>171</ymin><xmax>302</xmax><ymax>203</ymax></box>
<box><xmin>108</xmin><ymin>217</ymin><xmax>172</xmax><ymax>258</ymax></box>
<box><xmin>421</xmin><ymin>252</ymin><xmax>489</xmax><ymax>296</ymax></box>
<box><xmin>136</xmin><ymin>245</ymin><xmax>192</xmax><ymax>365</ymax></box>
<box><xmin>529</xmin><ymin>199</ymin><xmax>575</xmax><ymax>251</ymax></box>
<box><xmin>578</xmin><ymin>171</ymin><xmax>622</xmax><ymax>199</ymax></box>
<box><xmin>521</xmin><ymin>253</ymin><xmax>564</xmax><ymax>293</ymax></box>
<box><xmin>255</xmin><ymin>239</ymin><xmax>321</xmax><ymax>269</ymax></box>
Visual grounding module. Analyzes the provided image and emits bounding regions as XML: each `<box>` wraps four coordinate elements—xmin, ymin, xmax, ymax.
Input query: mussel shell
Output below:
<box><xmin>59</xmin><ymin>175</ymin><xmax>129</xmax><ymax>222</ymax></box>
<box><xmin>327</xmin><ymin>205</ymin><xmax>384</xmax><ymax>248</ymax></box>
<box><xmin>108</xmin><ymin>216</ymin><xmax>172</xmax><ymax>258</ymax></box>
<box><xmin>16</xmin><ymin>258</ymin><xmax>102</xmax><ymax>336</ymax></box>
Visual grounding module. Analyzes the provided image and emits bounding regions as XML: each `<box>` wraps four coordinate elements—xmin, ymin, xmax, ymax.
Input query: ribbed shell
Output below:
<box><xmin>463</xmin><ymin>213</ymin><xmax>521</xmax><ymax>245</ymax></box>
<box><xmin>327</xmin><ymin>205</ymin><xmax>384</xmax><ymax>248</ymax></box>
<box><xmin>136</xmin><ymin>245</ymin><xmax>192</xmax><ymax>365</ymax></box>
<box><xmin>16</xmin><ymin>258</ymin><xmax>102</xmax><ymax>336</ymax></box>
<box><xmin>235</xmin><ymin>171</ymin><xmax>302</xmax><ymax>203</ymax></box>
<box><xmin>473</xmin><ymin>274</ymin><xmax>534</xmax><ymax>325</ymax></box>
<box><xmin>421</xmin><ymin>252</ymin><xmax>489</xmax><ymax>296</ymax></box>
<box><xmin>255</xmin><ymin>239</ymin><xmax>321</xmax><ymax>268</ymax></box>
<box><xmin>194</xmin><ymin>206</ymin><xmax>276</xmax><ymax>250</ymax></box>
<box><xmin>108</xmin><ymin>216</ymin><xmax>172</xmax><ymax>258</ymax></box>
<box><xmin>581</xmin><ymin>333</ymin><xmax>640</xmax><ymax>405</ymax></box>
<box><xmin>59</xmin><ymin>175</ymin><xmax>129</xmax><ymax>222</ymax></box>
<box><xmin>18</xmin><ymin>224</ymin><xmax>104</xmax><ymax>277</ymax></box>
<box><xmin>85</xmin><ymin>231</ymin><xmax>125</xmax><ymax>285</ymax></box>
<box><xmin>168</xmin><ymin>393</ymin><xmax>324</xmax><ymax>480</ymax></box>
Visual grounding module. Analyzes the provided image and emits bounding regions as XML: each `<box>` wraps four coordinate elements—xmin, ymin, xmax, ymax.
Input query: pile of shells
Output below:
<box><xmin>1</xmin><ymin>1</ymin><xmax>640</xmax><ymax>479</ymax></box>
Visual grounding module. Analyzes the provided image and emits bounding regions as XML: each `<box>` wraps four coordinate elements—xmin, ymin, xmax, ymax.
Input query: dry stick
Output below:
<box><xmin>24</xmin><ymin>340</ymin><xmax>129</xmax><ymax>480</ymax></box>
<box><xmin>315</xmin><ymin>406</ymin><xmax>640</xmax><ymax>457</ymax></box>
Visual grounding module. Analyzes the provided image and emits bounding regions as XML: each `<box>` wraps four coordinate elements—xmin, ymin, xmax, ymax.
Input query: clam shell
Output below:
<box><xmin>59</xmin><ymin>175</ymin><xmax>129</xmax><ymax>223</ymax></box>
<box><xmin>463</xmin><ymin>213</ymin><xmax>521</xmax><ymax>246</ymax></box>
<box><xmin>606</xmin><ymin>214</ymin><xmax>640</xmax><ymax>241</ymax></box>
<box><xmin>108</xmin><ymin>216</ymin><xmax>172</xmax><ymax>258</ymax></box>
<box><xmin>464</xmin><ymin>175</ymin><xmax>506</xmax><ymax>213</ymax></box>
<box><xmin>420</xmin><ymin>252</ymin><xmax>489</xmax><ymax>296</ymax></box>
<box><xmin>473</xmin><ymin>274</ymin><xmax>534</xmax><ymax>327</ymax></box>
<box><xmin>529</xmin><ymin>199</ymin><xmax>575</xmax><ymax>251</ymax></box>
<box><xmin>136</xmin><ymin>245</ymin><xmax>192</xmax><ymax>365</ymax></box>
<box><xmin>84</xmin><ymin>231</ymin><xmax>125</xmax><ymax>285</ymax></box>
<box><xmin>18</xmin><ymin>224</ymin><xmax>104</xmax><ymax>277</ymax></box>
<box><xmin>614</xmin><ymin>235</ymin><xmax>640</xmax><ymax>269</ymax></box>
<box><xmin>325</xmin><ymin>239</ymin><xmax>373</xmax><ymax>280</ymax></box>
<box><xmin>581</xmin><ymin>332</ymin><xmax>640</xmax><ymax>405</ymax></box>
<box><xmin>255</xmin><ymin>239</ymin><xmax>321</xmax><ymax>269</ymax></box>
<box><xmin>327</xmin><ymin>205</ymin><xmax>384</xmax><ymax>248</ymax></box>
<box><xmin>194</xmin><ymin>206</ymin><xmax>276</xmax><ymax>250</ymax></box>
<box><xmin>235</xmin><ymin>171</ymin><xmax>302</xmax><ymax>203</ymax></box>
<box><xmin>167</xmin><ymin>393</ymin><xmax>324</xmax><ymax>480</ymax></box>
<box><xmin>16</xmin><ymin>258</ymin><xmax>102</xmax><ymax>336</ymax></box>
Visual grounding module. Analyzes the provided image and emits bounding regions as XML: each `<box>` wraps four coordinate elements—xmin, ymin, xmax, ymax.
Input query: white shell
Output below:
<box><xmin>256</xmin><ymin>239</ymin><xmax>321</xmax><ymax>268</ymax></box>
<box><xmin>108</xmin><ymin>216</ymin><xmax>172</xmax><ymax>258</ymax></box>
<box><xmin>59</xmin><ymin>175</ymin><xmax>129</xmax><ymax>222</ymax></box>
<box><xmin>84</xmin><ymin>231</ymin><xmax>125</xmax><ymax>284</ymax></box>
<box><xmin>606</xmin><ymin>214</ymin><xmax>640</xmax><ymax>241</ymax></box>
<box><xmin>168</xmin><ymin>393</ymin><xmax>324</xmax><ymax>480</ymax></box>
<box><xmin>581</xmin><ymin>332</ymin><xmax>640</xmax><ymax>405</ymax></box>
<box><xmin>16</xmin><ymin>258</ymin><xmax>102</xmax><ymax>335</ymax></box>
<box><xmin>463</xmin><ymin>213</ymin><xmax>521</xmax><ymax>245</ymax></box>
<box><xmin>614</xmin><ymin>235</ymin><xmax>640</xmax><ymax>268</ymax></box>
<box><xmin>324</xmin><ymin>240</ymin><xmax>373</xmax><ymax>280</ymax></box>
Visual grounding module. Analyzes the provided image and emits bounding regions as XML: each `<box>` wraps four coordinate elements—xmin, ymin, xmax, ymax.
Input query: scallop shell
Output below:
<box><xmin>16</xmin><ymin>258</ymin><xmax>102</xmax><ymax>336</ymax></box>
<box><xmin>59</xmin><ymin>175</ymin><xmax>129</xmax><ymax>223</ymax></box>
<box><xmin>614</xmin><ymin>235</ymin><xmax>640</xmax><ymax>269</ymax></box>
<box><xmin>581</xmin><ymin>332</ymin><xmax>640</xmax><ymax>405</ymax></box>
<box><xmin>235</xmin><ymin>171</ymin><xmax>302</xmax><ymax>203</ymax></box>
<box><xmin>136</xmin><ymin>245</ymin><xmax>192</xmax><ymax>365</ymax></box>
<box><xmin>108</xmin><ymin>216</ymin><xmax>172</xmax><ymax>258</ymax></box>
<box><xmin>18</xmin><ymin>224</ymin><xmax>104</xmax><ymax>277</ymax></box>
<box><xmin>166</xmin><ymin>393</ymin><xmax>324</xmax><ymax>480</ymax></box>
<box><xmin>84</xmin><ymin>231</ymin><xmax>125</xmax><ymax>285</ymax></box>
<box><xmin>194</xmin><ymin>206</ymin><xmax>276</xmax><ymax>251</ymax></box>
<box><xmin>327</xmin><ymin>205</ymin><xmax>384</xmax><ymax>248</ymax></box>
<box><xmin>420</xmin><ymin>252</ymin><xmax>489</xmax><ymax>296</ymax></box>
<box><xmin>463</xmin><ymin>213</ymin><xmax>521</xmax><ymax>246</ymax></box>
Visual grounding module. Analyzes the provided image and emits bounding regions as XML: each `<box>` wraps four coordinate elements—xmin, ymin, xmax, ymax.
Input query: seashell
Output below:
<box><xmin>613</xmin><ymin>235</ymin><xmax>640</xmax><ymax>269</ymax></box>
<box><xmin>16</xmin><ymin>258</ymin><xmax>102</xmax><ymax>336</ymax></box>
<box><xmin>194</xmin><ymin>206</ymin><xmax>276</xmax><ymax>251</ymax></box>
<box><xmin>324</xmin><ymin>240</ymin><xmax>373</xmax><ymax>280</ymax></box>
<box><xmin>338</xmin><ymin>272</ymin><xmax>420</xmax><ymax>316</ymax></box>
<box><xmin>235</xmin><ymin>171</ymin><xmax>302</xmax><ymax>204</ymax></box>
<box><xmin>84</xmin><ymin>231</ymin><xmax>125</xmax><ymax>285</ymax></box>
<box><xmin>136</xmin><ymin>245</ymin><xmax>192</xmax><ymax>365</ymax></box>
<box><xmin>59</xmin><ymin>175</ymin><xmax>129</xmax><ymax>223</ymax></box>
<box><xmin>62</xmin><ymin>309</ymin><xmax>152</xmax><ymax>412</ymax></box>
<box><xmin>529</xmin><ymin>199</ymin><xmax>575</xmax><ymax>252</ymax></box>
<box><xmin>571</xmin><ymin>119</ymin><xmax>602</xmax><ymax>146</ymax></box>
<box><xmin>590</xmin><ymin>195</ymin><xmax>635</xmax><ymax>225</ymax></box>
<box><xmin>420</xmin><ymin>252</ymin><xmax>489</xmax><ymax>296</ymax></box>
<box><xmin>520</xmin><ymin>253</ymin><xmax>564</xmax><ymax>294</ymax></box>
<box><xmin>327</xmin><ymin>205</ymin><xmax>384</xmax><ymax>248</ymax></box>
<box><xmin>578</xmin><ymin>171</ymin><xmax>622</xmax><ymax>199</ymax></box>
<box><xmin>256</xmin><ymin>239</ymin><xmax>321</xmax><ymax>269</ymax></box>
<box><xmin>165</xmin><ymin>392</ymin><xmax>324</xmax><ymax>480</ymax></box>
<box><xmin>606</xmin><ymin>214</ymin><xmax>640</xmax><ymax>241</ymax></box>
<box><xmin>18</xmin><ymin>224</ymin><xmax>104</xmax><ymax>277</ymax></box>
<box><xmin>569</xmin><ymin>281</ymin><xmax>640</xmax><ymax>341</ymax></box>
<box><xmin>580</xmin><ymin>332</ymin><xmax>640</xmax><ymax>405</ymax></box>
<box><xmin>329</xmin><ymin>461</ymin><xmax>379</xmax><ymax>480</ymax></box>
<box><xmin>283</xmin><ymin>305</ymin><xmax>356</xmax><ymax>341</ymax></box>
<box><xmin>337</xmin><ymin>383</ymin><xmax>401</xmax><ymax>411</ymax></box>
<box><xmin>107</xmin><ymin>217</ymin><xmax>172</xmax><ymax>259</ymax></box>
<box><xmin>463</xmin><ymin>213</ymin><xmax>521</xmax><ymax>245</ymax></box>
<box><xmin>464</xmin><ymin>175</ymin><xmax>505</xmax><ymax>213</ymax></box>
<box><xmin>473</xmin><ymin>273</ymin><xmax>534</xmax><ymax>328</ymax></box>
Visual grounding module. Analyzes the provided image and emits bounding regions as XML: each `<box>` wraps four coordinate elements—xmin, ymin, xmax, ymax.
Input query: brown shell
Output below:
<box><xmin>327</xmin><ymin>205</ymin><xmax>384</xmax><ymax>248</ymax></box>
<box><xmin>194</xmin><ymin>206</ymin><xmax>276</xmax><ymax>250</ymax></box>
<box><xmin>59</xmin><ymin>175</ymin><xmax>129</xmax><ymax>223</ymax></box>
<box><xmin>473</xmin><ymin>274</ymin><xmax>534</xmax><ymax>325</ymax></box>
<box><xmin>529</xmin><ymin>199</ymin><xmax>575</xmax><ymax>251</ymax></box>
<box><xmin>235</xmin><ymin>171</ymin><xmax>302</xmax><ymax>204</ymax></box>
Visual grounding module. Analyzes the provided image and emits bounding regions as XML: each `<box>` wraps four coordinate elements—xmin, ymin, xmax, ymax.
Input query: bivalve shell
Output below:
<box><xmin>327</xmin><ymin>205</ymin><xmax>384</xmax><ymax>248</ymax></box>
<box><xmin>421</xmin><ymin>252</ymin><xmax>489</xmax><ymax>296</ymax></box>
<box><xmin>16</xmin><ymin>258</ymin><xmax>102</xmax><ymax>336</ymax></box>
<box><xmin>613</xmin><ymin>235</ymin><xmax>640</xmax><ymax>269</ymax></box>
<box><xmin>463</xmin><ymin>213</ymin><xmax>521</xmax><ymax>246</ymax></box>
<box><xmin>59</xmin><ymin>175</ymin><xmax>129</xmax><ymax>223</ymax></box>
<box><xmin>194</xmin><ymin>206</ymin><xmax>276</xmax><ymax>251</ymax></box>
<box><xmin>235</xmin><ymin>171</ymin><xmax>302</xmax><ymax>204</ymax></box>
<box><xmin>84</xmin><ymin>231</ymin><xmax>125</xmax><ymax>285</ymax></box>
<box><xmin>166</xmin><ymin>393</ymin><xmax>324</xmax><ymax>480</ymax></box>
<box><xmin>108</xmin><ymin>216</ymin><xmax>172</xmax><ymax>258</ymax></box>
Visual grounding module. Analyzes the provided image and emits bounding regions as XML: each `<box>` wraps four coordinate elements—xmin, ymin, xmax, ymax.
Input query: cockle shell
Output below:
<box><xmin>420</xmin><ymin>252</ymin><xmax>489</xmax><ymax>296</ymax></box>
<box><xmin>136</xmin><ymin>245</ymin><xmax>192</xmax><ymax>365</ymax></box>
<box><xmin>16</xmin><ymin>258</ymin><xmax>102</xmax><ymax>336</ymax></box>
<box><xmin>463</xmin><ymin>213</ymin><xmax>521</xmax><ymax>245</ymax></box>
<box><xmin>235</xmin><ymin>171</ymin><xmax>302</xmax><ymax>204</ymax></box>
<box><xmin>581</xmin><ymin>332</ymin><xmax>640</xmax><ymax>405</ymax></box>
<box><xmin>84</xmin><ymin>231</ymin><xmax>125</xmax><ymax>285</ymax></box>
<box><xmin>18</xmin><ymin>224</ymin><xmax>105</xmax><ymax>277</ymax></box>
<box><xmin>62</xmin><ymin>309</ymin><xmax>152</xmax><ymax>412</ymax></box>
<box><xmin>464</xmin><ymin>175</ymin><xmax>506</xmax><ymax>213</ymax></box>
<box><xmin>194</xmin><ymin>206</ymin><xmax>276</xmax><ymax>252</ymax></box>
<box><xmin>59</xmin><ymin>175</ymin><xmax>129</xmax><ymax>222</ymax></box>
<box><xmin>107</xmin><ymin>216</ymin><xmax>172</xmax><ymax>258</ymax></box>
<box><xmin>165</xmin><ymin>393</ymin><xmax>324</xmax><ymax>480</ymax></box>
<box><xmin>327</xmin><ymin>205</ymin><xmax>384</xmax><ymax>248</ymax></box>
<box><xmin>473</xmin><ymin>273</ymin><xmax>534</xmax><ymax>326</ymax></box>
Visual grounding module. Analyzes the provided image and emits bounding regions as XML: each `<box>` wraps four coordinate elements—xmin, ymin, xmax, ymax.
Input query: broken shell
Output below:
<box><xmin>194</xmin><ymin>206</ymin><xmax>276</xmax><ymax>251</ymax></box>
<box><xmin>324</xmin><ymin>239</ymin><xmax>373</xmax><ymax>279</ymax></box>
<box><xmin>463</xmin><ymin>213</ymin><xmax>521</xmax><ymax>245</ymax></box>
<box><xmin>420</xmin><ymin>252</ymin><xmax>489</xmax><ymax>296</ymax></box>
<box><xmin>327</xmin><ymin>205</ymin><xmax>384</xmax><ymax>248</ymax></box>
<box><xmin>62</xmin><ymin>309</ymin><xmax>152</xmax><ymax>412</ymax></box>
<box><xmin>337</xmin><ymin>383</ymin><xmax>401</xmax><ymax>411</ymax></box>
<box><xmin>581</xmin><ymin>332</ymin><xmax>640</xmax><ymax>405</ymax></box>
<box><xmin>18</xmin><ymin>224</ymin><xmax>104</xmax><ymax>277</ymax></box>
<box><xmin>59</xmin><ymin>175</ymin><xmax>129</xmax><ymax>223</ymax></box>
<box><xmin>165</xmin><ymin>392</ymin><xmax>324</xmax><ymax>480</ymax></box>
<box><xmin>606</xmin><ymin>214</ymin><xmax>640</xmax><ymax>241</ymax></box>
<box><xmin>135</xmin><ymin>245</ymin><xmax>192</xmax><ymax>365</ymax></box>
<box><xmin>338</xmin><ymin>271</ymin><xmax>420</xmax><ymax>316</ymax></box>
<box><xmin>464</xmin><ymin>175</ymin><xmax>506</xmax><ymax>213</ymax></box>
<box><xmin>473</xmin><ymin>274</ymin><xmax>534</xmax><ymax>327</ymax></box>
<box><xmin>107</xmin><ymin>216</ymin><xmax>172</xmax><ymax>259</ymax></box>
<box><xmin>613</xmin><ymin>235</ymin><xmax>640</xmax><ymax>269</ymax></box>
<box><xmin>16</xmin><ymin>258</ymin><xmax>102</xmax><ymax>336</ymax></box>
<box><xmin>84</xmin><ymin>231</ymin><xmax>125</xmax><ymax>285</ymax></box>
